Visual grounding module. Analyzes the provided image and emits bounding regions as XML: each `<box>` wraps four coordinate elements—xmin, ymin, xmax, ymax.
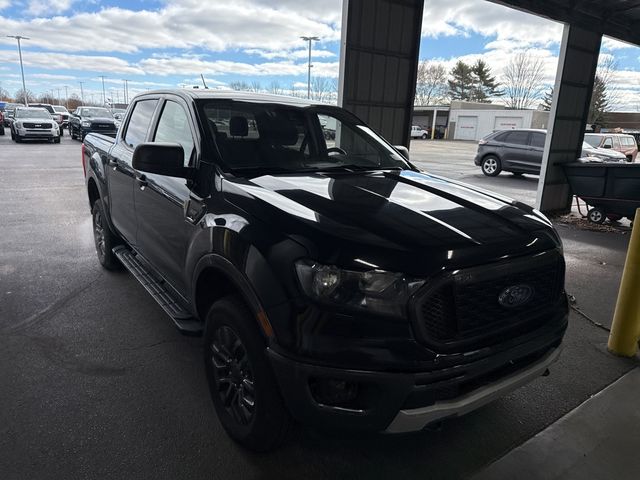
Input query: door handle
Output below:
<box><xmin>136</xmin><ymin>174</ymin><xmax>148</xmax><ymax>189</ymax></box>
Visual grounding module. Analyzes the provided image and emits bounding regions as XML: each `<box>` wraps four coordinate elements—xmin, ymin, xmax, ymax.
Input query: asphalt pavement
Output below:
<box><xmin>1</xmin><ymin>133</ymin><xmax>637</xmax><ymax>480</ymax></box>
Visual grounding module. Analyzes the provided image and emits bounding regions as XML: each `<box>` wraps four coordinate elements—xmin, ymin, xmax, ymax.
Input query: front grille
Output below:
<box><xmin>24</xmin><ymin>122</ymin><xmax>52</xmax><ymax>129</ymax></box>
<box><xmin>414</xmin><ymin>251</ymin><xmax>565</xmax><ymax>347</ymax></box>
<box><xmin>91</xmin><ymin>122</ymin><xmax>114</xmax><ymax>130</ymax></box>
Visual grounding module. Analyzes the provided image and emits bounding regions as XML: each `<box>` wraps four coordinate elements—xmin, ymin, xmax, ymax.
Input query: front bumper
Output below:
<box><xmin>16</xmin><ymin>128</ymin><xmax>58</xmax><ymax>138</ymax></box>
<box><xmin>268</xmin><ymin>316</ymin><xmax>566</xmax><ymax>433</ymax></box>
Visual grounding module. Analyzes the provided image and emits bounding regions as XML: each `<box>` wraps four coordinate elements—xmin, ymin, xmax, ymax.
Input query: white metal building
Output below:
<box><xmin>448</xmin><ymin>106</ymin><xmax>550</xmax><ymax>141</ymax></box>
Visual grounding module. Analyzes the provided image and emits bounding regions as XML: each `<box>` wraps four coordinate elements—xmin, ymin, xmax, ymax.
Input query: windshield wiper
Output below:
<box><xmin>312</xmin><ymin>164</ymin><xmax>403</xmax><ymax>172</ymax></box>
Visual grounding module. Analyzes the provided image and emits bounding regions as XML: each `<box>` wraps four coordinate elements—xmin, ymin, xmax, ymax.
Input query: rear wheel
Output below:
<box><xmin>481</xmin><ymin>155</ymin><xmax>501</xmax><ymax>176</ymax></box>
<box><xmin>204</xmin><ymin>296</ymin><xmax>292</xmax><ymax>452</ymax></box>
<box><xmin>91</xmin><ymin>201</ymin><xmax>122</xmax><ymax>270</ymax></box>
<box><xmin>587</xmin><ymin>207</ymin><xmax>606</xmax><ymax>224</ymax></box>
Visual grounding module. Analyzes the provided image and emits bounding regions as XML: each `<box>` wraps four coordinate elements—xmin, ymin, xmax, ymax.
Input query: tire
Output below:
<box><xmin>15</xmin><ymin>133</ymin><xmax>22</xmax><ymax>143</ymax></box>
<box><xmin>0</xmin><ymin>126</ymin><xmax>4</xmax><ymax>136</ymax></box>
<box><xmin>587</xmin><ymin>207</ymin><xmax>606</xmax><ymax>224</ymax></box>
<box><xmin>91</xmin><ymin>201</ymin><xmax>122</xmax><ymax>270</ymax></box>
<box><xmin>10</xmin><ymin>130</ymin><xmax>15</xmax><ymax>141</ymax></box>
<box><xmin>481</xmin><ymin>155</ymin><xmax>501</xmax><ymax>176</ymax></box>
<box><xmin>69</xmin><ymin>125</ymin><xmax>75</xmax><ymax>140</ymax></box>
<box><xmin>59</xmin><ymin>128</ymin><xmax>63</xmax><ymax>137</ymax></box>
<box><xmin>54</xmin><ymin>136</ymin><xmax>61</xmax><ymax>144</ymax></box>
<box><xmin>204</xmin><ymin>296</ymin><xmax>292</xmax><ymax>452</ymax></box>
<box><xmin>421</xmin><ymin>133</ymin><xmax>428</xmax><ymax>139</ymax></box>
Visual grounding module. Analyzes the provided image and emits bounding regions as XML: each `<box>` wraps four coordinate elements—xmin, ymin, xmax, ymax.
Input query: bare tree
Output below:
<box><xmin>269</xmin><ymin>81</ymin><xmax>283</xmax><ymax>95</ymax></box>
<box><xmin>67</xmin><ymin>94</ymin><xmax>83</xmax><ymax>110</ymax></box>
<box><xmin>595</xmin><ymin>56</ymin><xmax>620</xmax><ymax>108</ymax></box>
<box><xmin>14</xmin><ymin>88</ymin><xmax>36</xmax><ymax>105</ymax></box>
<box><xmin>250</xmin><ymin>81</ymin><xmax>262</xmax><ymax>93</ymax></box>
<box><xmin>503</xmin><ymin>51</ymin><xmax>546</xmax><ymax>109</ymax></box>
<box><xmin>311</xmin><ymin>77</ymin><xmax>335</xmax><ymax>103</ymax></box>
<box><xmin>0</xmin><ymin>85</ymin><xmax>10</xmax><ymax>101</ymax></box>
<box><xmin>415</xmin><ymin>61</ymin><xmax>448</xmax><ymax>105</ymax></box>
<box><xmin>229</xmin><ymin>80</ymin><xmax>251</xmax><ymax>91</ymax></box>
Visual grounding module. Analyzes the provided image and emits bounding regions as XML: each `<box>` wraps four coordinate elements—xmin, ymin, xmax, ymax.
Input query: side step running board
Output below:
<box><xmin>113</xmin><ymin>246</ymin><xmax>203</xmax><ymax>334</ymax></box>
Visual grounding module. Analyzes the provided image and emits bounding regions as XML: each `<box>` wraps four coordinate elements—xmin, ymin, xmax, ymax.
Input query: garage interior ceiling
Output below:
<box><xmin>490</xmin><ymin>0</ymin><xmax>640</xmax><ymax>46</ymax></box>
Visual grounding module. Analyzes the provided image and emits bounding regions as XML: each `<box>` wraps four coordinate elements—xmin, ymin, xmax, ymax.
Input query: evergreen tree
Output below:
<box><xmin>588</xmin><ymin>75</ymin><xmax>610</xmax><ymax>126</ymax></box>
<box><xmin>540</xmin><ymin>88</ymin><xmax>554</xmax><ymax>111</ymax></box>
<box><xmin>470</xmin><ymin>59</ymin><xmax>502</xmax><ymax>102</ymax></box>
<box><xmin>448</xmin><ymin>61</ymin><xmax>475</xmax><ymax>101</ymax></box>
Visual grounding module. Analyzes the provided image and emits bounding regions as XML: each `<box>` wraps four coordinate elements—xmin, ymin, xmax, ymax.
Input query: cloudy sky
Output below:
<box><xmin>0</xmin><ymin>0</ymin><xmax>638</xmax><ymax>109</ymax></box>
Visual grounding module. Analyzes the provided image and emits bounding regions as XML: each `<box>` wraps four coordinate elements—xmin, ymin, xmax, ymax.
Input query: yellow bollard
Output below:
<box><xmin>608</xmin><ymin>208</ymin><xmax>640</xmax><ymax>357</ymax></box>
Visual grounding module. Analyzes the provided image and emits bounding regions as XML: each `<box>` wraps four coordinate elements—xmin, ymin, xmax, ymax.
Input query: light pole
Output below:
<box><xmin>64</xmin><ymin>85</ymin><xmax>68</xmax><ymax>108</ymax></box>
<box><xmin>99</xmin><ymin>75</ymin><xmax>106</xmax><ymax>105</ymax></box>
<box><xmin>122</xmin><ymin>79</ymin><xmax>129</xmax><ymax>104</ymax></box>
<box><xmin>301</xmin><ymin>36</ymin><xmax>319</xmax><ymax>99</ymax></box>
<box><xmin>7</xmin><ymin>35</ymin><xmax>30</xmax><ymax>105</ymax></box>
<box><xmin>79</xmin><ymin>81</ymin><xmax>85</xmax><ymax>104</ymax></box>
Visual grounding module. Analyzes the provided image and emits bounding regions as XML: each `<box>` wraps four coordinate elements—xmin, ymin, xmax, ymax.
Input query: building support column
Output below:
<box><xmin>431</xmin><ymin>109</ymin><xmax>438</xmax><ymax>139</ymax></box>
<box><xmin>536</xmin><ymin>24</ymin><xmax>602</xmax><ymax>213</ymax></box>
<box><xmin>338</xmin><ymin>0</ymin><xmax>424</xmax><ymax>147</ymax></box>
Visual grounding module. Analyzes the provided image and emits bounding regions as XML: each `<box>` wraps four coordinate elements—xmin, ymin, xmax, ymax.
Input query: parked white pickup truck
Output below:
<box><xmin>410</xmin><ymin>125</ymin><xmax>429</xmax><ymax>139</ymax></box>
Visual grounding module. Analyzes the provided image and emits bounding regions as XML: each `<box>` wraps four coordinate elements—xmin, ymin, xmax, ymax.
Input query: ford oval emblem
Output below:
<box><xmin>498</xmin><ymin>285</ymin><xmax>534</xmax><ymax>308</ymax></box>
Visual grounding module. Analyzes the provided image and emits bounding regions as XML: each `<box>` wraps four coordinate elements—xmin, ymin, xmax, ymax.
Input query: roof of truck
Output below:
<box><xmin>140</xmin><ymin>89</ymin><xmax>330</xmax><ymax>108</ymax></box>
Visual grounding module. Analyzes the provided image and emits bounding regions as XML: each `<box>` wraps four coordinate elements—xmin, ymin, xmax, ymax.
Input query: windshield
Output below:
<box><xmin>584</xmin><ymin>135</ymin><xmax>601</xmax><ymax>148</ymax></box>
<box><xmin>199</xmin><ymin>101</ymin><xmax>410</xmax><ymax>175</ymax></box>
<box><xmin>82</xmin><ymin>108</ymin><xmax>112</xmax><ymax>118</ymax></box>
<box><xmin>53</xmin><ymin>106</ymin><xmax>68</xmax><ymax>113</ymax></box>
<box><xmin>16</xmin><ymin>109</ymin><xmax>52</xmax><ymax>119</ymax></box>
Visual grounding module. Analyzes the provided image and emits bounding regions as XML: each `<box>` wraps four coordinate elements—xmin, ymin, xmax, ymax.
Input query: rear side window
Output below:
<box><xmin>493</xmin><ymin>132</ymin><xmax>509</xmax><ymax>142</ymax></box>
<box><xmin>621</xmin><ymin>136</ymin><xmax>635</xmax><ymax>146</ymax></box>
<box><xmin>124</xmin><ymin>99</ymin><xmax>158</xmax><ymax>148</ymax></box>
<box><xmin>503</xmin><ymin>131</ymin><xmax>530</xmax><ymax>145</ymax></box>
<box><xmin>530</xmin><ymin>132</ymin><xmax>546</xmax><ymax>148</ymax></box>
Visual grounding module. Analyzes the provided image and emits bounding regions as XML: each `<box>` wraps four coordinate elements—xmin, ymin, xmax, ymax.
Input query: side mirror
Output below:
<box><xmin>603</xmin><ymin>144</ymin><xmax>612</xmax><ymax>149</ymax></box>
<box><xmin>394</xmin><ymin>145</ymin><xmax>410</xmax><ymax>160</ymax></box>
<box><xmin>132</xmin><ymin>143</ymin><xmax>194</xmax><ymax>179</ymax></box>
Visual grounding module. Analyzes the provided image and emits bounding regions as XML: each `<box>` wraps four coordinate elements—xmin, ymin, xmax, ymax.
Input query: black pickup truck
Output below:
<box><xmin>69</xmin><ymin>106</ymin><xmax>117</xmax><ymax>140</ymax></box>
<box><xmin>82</xmin><ymin>90</ymin><xmax>568</xmax><ymax>451</ymax></box>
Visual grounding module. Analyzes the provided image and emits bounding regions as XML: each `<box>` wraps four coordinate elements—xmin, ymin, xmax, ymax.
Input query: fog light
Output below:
<box><xmin>309</xmin><ymin>377</ymin><xmax>359</xmax><ymax>407</ymax></box>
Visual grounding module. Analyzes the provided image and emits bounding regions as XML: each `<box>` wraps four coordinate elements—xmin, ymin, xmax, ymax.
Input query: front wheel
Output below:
<box><xmin>421</xmin><ymin>133</ymin><xmax>428</xmax><ymax>139</ymax></box>
<box><xmin>587</xmin><ymin>207</ymin><xmax>606</xmax><ymax>224</ymax></box>
<box><xmin>91</xmin><ymin>201</ymin><xmax>122</xmax><ymax>270</ymax></box>
<box><xmin>204</xmin><ymin>297</ymin><xmax>292</xmax><ymax>452</ymax></box>
<box><xmin>54</xmin><ymin>136</ymin><xmax>61</xmax><ymax>144</ymax></box>
<box><xmin>481</xmin><ymin>156</ymin><xmax>501</xmax><ymax>176</ymax></box>
<box><xmin>15</xmin><ymin>133</ymin><xmax>22</xmax><ymax>143</ymax></box>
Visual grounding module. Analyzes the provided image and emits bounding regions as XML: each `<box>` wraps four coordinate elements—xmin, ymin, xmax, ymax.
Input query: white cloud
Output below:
<box><xmin>244</xmin><ymin>48</ymin><xmax>336</xmax><ymax>60</ymax></box>
<box><xmin>27</xmin><ymin>0</ymin><xmax>75</xmax><ymax>16</ymax></box>
<box><xmin>0</xmin><ymin>0</ymin><xmax>10</xmax><ymax>10</ymax></box>
<box><xmin>0</xmin><ymin>49</ymin><xmax>143</xmax><ymax>75</ymax></box>
<box><xmin>0</xmin><ymin>0</ymin><xmax>340</xmax><ymax>54</ymax></box>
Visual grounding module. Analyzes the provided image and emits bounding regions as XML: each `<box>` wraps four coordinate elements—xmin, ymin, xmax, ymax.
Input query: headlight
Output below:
<box><xmin>14</xmin><ymin>122</ymin><xmax>22</xmax><ymax>128</ymax></box>
<box><xmin>294</xmin><ymin>260</ymin><xmax>425</xmax><ymax>317</ymax></box>
<box><xmin>81</xmin><ymin>121</ymin><xmax>91</xmax><ymax>127</ymax></box>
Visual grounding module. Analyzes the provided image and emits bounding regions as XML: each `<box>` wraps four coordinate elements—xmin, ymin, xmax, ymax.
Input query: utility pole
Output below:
<box><xmin>99</xmin><ymin>75</ymin><xmax>106</xmax><ymax>105</ymax></box>
<box><xmin>57</xmin><ymin>88</ymin><xmax>61</xmax><ymax>105</ymax></box>
<box><xmin>122</xmin><ymin>79</ymin><xmax>130</xmax><ymax>104</ymax></box>
<box><xmin>79</xmin><ymin>81</ymin><xmax>85</xmax><ymax>104</ymax></box>
<box><xmin>64</xmin><ymin>85</ymin><xmax>68</xmax><ymax>108</ymax></box>
<box><xmin>7</xmin><ymin>35</ymin><xmax>30</xmax><ymax>105</ymax></box>
<box><xmin>300</xmin><ymin>36</ymin><xmax>319</xmax><ymax>99</ymax></box>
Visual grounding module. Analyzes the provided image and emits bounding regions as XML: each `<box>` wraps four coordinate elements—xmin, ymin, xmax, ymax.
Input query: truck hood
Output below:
<box><xmin>85</xmin><ymin>117</ymin><xmax>115</xmax><ymax>123</ymax></box>
<box><xmin>582</xmin><ymin>145</ymin><xmax>626</xmax><ymax>160</ymax></box>
<box><xmin>223</xmin><ymin>169</ymin><xmax>559</xmax><ymax>275</ymax></box>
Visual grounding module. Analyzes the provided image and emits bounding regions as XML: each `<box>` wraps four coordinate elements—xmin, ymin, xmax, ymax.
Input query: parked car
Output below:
<box><xmin>410</xmin><ymin>125</ymin><xmax>429</xmax><ymax>139</ymax></box>
<box><xmin>0</xmin><ymin>110</ymin><xmax>4</xmax><ymax>135</ymax></box>
<box><xmin>28</xmin><ymin>103</ymin><xmax>64</xmax><ymax>136</ymax></box>
<box><xmin>475</xmin><ymin>129</ymin><xmax>627</xmax><ymax>176</ymax></box>
<box><xmin>53</xmin><ymin>105</ymin><xmax>70</xmax><ymax>128</ymax></box>
<box><xmin>68</xmin><ymin>106</ymin><xmax>117</xmax><ymax>140</ymax></box>
<box><xmin>584</xmin><ymin>133</ymin><xmax>638</xmax><ymax>162</ymax></box>
<box><xmin>83</xmin><ymin>90</ymin><xmax>568</xmax><ymax>451</ymax></box>
<box><xmin>10</xmin><ymin>107</ymin><xmax>60</xmax><ymax>143</ymax></box>
<box><xmin>3</xmin><ymin>106</ymin><xmax>18</xmax><ymax>128</ymax></box>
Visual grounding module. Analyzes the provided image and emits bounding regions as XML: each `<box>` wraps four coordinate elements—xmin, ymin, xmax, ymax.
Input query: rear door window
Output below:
<box><xmin>530</xmin><ymin>132</ymin><xmax>546</xmax><ymax>149</ymax></box>
<box><xmin>503</xmin><ymin>131</ymin><xmax>530</xmax><ymax>146</ymax></box>
<box><xmin>124</xmin><ymin>99</ymin><xmax>159</xmax><ymax>148</ymax></box>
